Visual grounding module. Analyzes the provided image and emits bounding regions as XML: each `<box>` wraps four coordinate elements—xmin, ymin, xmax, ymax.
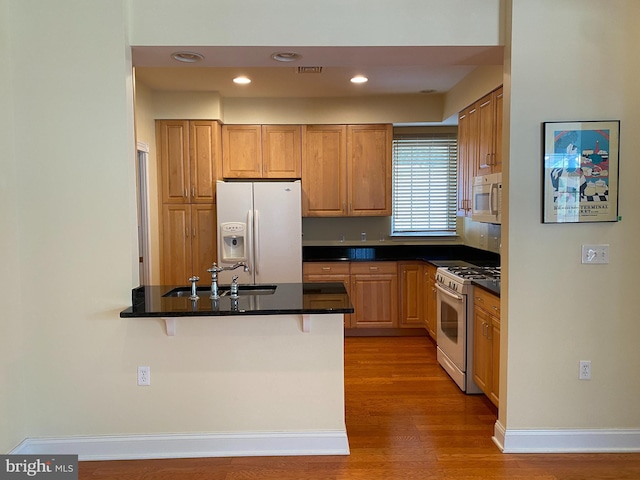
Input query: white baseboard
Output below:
<box><xmin>10</xmin><ymin>430</ymin><xmax>350</xmax><ymax>461</ymax></box>
<box><xmin>492</xmin><ymin>420</ymin><xmax>640</xmax><ymax>453</ymax></box>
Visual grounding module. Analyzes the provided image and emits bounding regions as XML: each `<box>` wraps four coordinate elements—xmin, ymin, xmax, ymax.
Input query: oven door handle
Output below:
<box><xmin>435</xmin><ymin>283</ymin><xmax>464</xmax><ymax>302</ymax></box>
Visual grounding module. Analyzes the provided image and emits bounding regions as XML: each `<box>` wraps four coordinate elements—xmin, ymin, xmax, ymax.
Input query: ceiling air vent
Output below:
<box><xmin>297</xmin><ymin>66</ymin><xmax>323</xmax><ymax>74</ymax></box>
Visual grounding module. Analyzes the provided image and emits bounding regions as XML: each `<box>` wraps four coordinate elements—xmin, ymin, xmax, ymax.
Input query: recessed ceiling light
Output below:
<box><xmin>170</xmin><ymin>51</ymin><xmax>204</xmax><ymax>63</ymax></box>
<box><xmin>350</xmin><ymin>75</ymin><xmax>368</xmax><ymax>84</ymax></box>
<box><xmin>271</xmin><ymin>52</ymin><xmax>302</xmax><ymax>62</ymax></box>
<box><xmin>233</xmin><ymin>76</ymin><xmax>251</xmax><ymax>85</ymax></box>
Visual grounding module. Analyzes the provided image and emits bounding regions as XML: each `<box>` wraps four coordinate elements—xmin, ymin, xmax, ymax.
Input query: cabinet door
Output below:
<box><xmin>399</xmin><ymin>263</ymin><xmax>424</xmax><ymax>328</ymax></box>
<box><xmin>473</xmin><ymin>306</ymin><xmax>492</xmax><ymax>395</ymax></box>
<box><xmin>191</xmin><ymin>204</ymin><xmax>217</xmax><ymax>282</ymax></box>
<box><xmin>161</xmin><ymin>204</ymin><xmax>192</xmax><ymax>285</ymax></box>
<box><xmin>158</xmin><ymin>120</ymin><xmax>190</xmax><ymax>204</ymax></box>
<box><xmin>493</xmin><ymin>87</ymin><xmax>503</xmax><ymax>174</ymax></box>
<box><xmin>303</xmin><ymin>262</ymin><xmax>351</xmax><ymax>326</ymax></box>
<box><xmin>222</xmin><ymin>125</ymin><xmax>262</xmax><ymax>178</ymax></box>
<box><xmin>490</xmin><ymin>319</ymin><xmax>500</xmax><ymax>407</ymax></box>
<box><xmin>302</xmin><ymin>125</ymin><xmax>347</xmax><ymax>216</ymax></box>
<box><xmin>351</xmin><ymin>262</ymin><xmax>398</xmax><ymax>328</ymax></box>
<box><xmin>457</xmin><ymin>106</ymin><xmax>478</xmax><ymax>216</ymax></box>
<box><xmin>424</xmin><ymin>263</ymin><xmax>438</xmax><ymax>339</ymax></box>
<box><xmin>190</xmin><ymin>121</ymin><xmax>219</xmax><ymax>203</ymax></box>
<box><xmin>476</xmin><ymin>92</ymin><xmax>495</xmax><ymax>176</ymax></box>
<box><xmin>262</xmin><ymin>125</ymin><xmax>302</xmax><ymax>178</ymax></box>
<box><xmin>347</xmin><ymin>124</ymin><xmax>392</xmax><ymax>216</ymax></box>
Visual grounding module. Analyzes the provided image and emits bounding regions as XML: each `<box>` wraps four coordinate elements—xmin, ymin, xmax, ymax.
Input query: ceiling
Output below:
<box><xmin>132</xmin><ymin>46</ymin><xmax>503</xmax><ymax>98</ymax></box>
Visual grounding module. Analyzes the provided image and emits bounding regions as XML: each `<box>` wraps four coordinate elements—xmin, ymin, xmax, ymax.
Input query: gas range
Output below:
<box><xmin>435</xmin><ymin>263</ymin><xmax>501</xmax><ymax>294</ymax></box>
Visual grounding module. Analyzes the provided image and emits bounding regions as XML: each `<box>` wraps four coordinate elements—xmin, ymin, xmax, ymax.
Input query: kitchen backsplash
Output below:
<box><xmin>302</xmin><ymin>216</ymin><xmax>500</xmax><ymax>254</ymax></box>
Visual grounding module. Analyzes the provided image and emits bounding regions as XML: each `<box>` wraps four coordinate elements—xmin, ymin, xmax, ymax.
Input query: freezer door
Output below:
<box><xmin>253</xmin><ymin>181</ymin><xmax>302</xmax><ymax>283</ymax></box>
<box><xmin>216</xmin><ymin>181</ymin><xmax>254</xmax><ymax>284</ymax></box>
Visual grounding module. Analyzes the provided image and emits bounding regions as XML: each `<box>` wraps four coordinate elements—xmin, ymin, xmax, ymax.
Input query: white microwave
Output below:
<box><xmin>472</xmin><ymin>172</ymin><xmax>502</xmax><ymax>224</ymax></box>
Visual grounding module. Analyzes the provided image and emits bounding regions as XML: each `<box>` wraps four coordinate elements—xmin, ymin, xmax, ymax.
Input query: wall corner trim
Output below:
<box><xmin>10</xmin><ymin>430</ymin><xmax>350</xmax><ymax>461</ymax></box>
<box><xmin>499</xmin><ymin>427</ymin><xmax>640</xmax><ymax>453</ymax></box>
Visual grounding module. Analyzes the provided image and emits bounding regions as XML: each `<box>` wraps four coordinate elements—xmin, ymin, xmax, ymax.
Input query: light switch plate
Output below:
<box><xmin>581</xmin><ymin>244</ymin><xmax>609</xmax><ymax>264</ymax></box>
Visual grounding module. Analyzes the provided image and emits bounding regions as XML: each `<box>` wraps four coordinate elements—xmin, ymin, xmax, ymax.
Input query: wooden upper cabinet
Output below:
<box><xmin>302</xmin><ymin>124</ymin><xmax>392</xmax><ymax>217</ymax></box>
<box><xmin>347</xmin><ymin>124</ymin><xmax>392</xmax><ymax>216</ymax></box>
<box><xmin>190</xmin><ymin>121</ymin><xmax>219</xmax><ymax>203</ymax></box>
<box><xmin>158</xmin><ymin>120</ymin><xmax>190</xmax><ymax>204</ymax></box>
<box><xmin>262</xmin><ymin>125</ymin><xmax>302</xmax><ymax>178</ymax></box>
<box><xmin>157</xmin><ymin>120</ymin><xmax>219</xmax><ymax>204</ymax></box>
<box><xmin>493</xmin><ymin>88</ymin><xmax>503</xmax><ymax>173</ymax></box>
<box><xmin>302</xmin><ymin>125</ymin><xmax>348</xmax><ymax>216</ymax></box>
<box><xmin>222</xmin><ymin>124</ymin><xmax>302</xmax><ymax>179</ymax></box>
<box><xmin>475</xmin><ymin>86</ymin><xmax>503</xmax><ymax>176</ymax></box>
<box><xmin>222</xmin><ymin>125</ymin><xmax>262</xmax><ymax>178</ymax></box>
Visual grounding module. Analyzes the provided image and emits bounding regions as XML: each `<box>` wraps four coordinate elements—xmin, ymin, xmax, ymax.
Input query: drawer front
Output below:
<box><xmin>350</xmin><ymin>261</ymin><xmax>397</xmax><ymax>275</ymax></box>
<box><xmin>303</xmin><ymin>262</ymin><xmax>350</xmax><ymax>276</ymax></box>
<box><xmin>474</xmin><ymin>287</ymin><xmax>500</xmax><ymax>318</ymax></box>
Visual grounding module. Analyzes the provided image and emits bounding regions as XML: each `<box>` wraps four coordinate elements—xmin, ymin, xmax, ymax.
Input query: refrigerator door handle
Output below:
<box><xmin>254</xmin><ymin>209</ymin><xmax>260</xmax><ymax>277</ymax></box>
<box><xmin>247</xmin><ymin>209</ymin><xmax>254</xmax><ymax>275</ymax></box>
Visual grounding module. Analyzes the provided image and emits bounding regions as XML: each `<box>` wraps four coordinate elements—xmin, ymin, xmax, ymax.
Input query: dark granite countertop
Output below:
<box><xmin>472</xmin><ymin>279</ymin><xmax>501</xmax><ymax>296</ymax></box>
<box><xmin>303</xmin><ymin>245</ymin><xmax>501</xmax><ymax>296</ymax></box>
<box><xmin>303</xmin><ymin>244</ymin><xmax>499</xmax><ymax>265</ymax></box>
<box><xmin>120</xmin><ymin>282</ymin><xmax>354</xmax><ymax>318</ymax></box>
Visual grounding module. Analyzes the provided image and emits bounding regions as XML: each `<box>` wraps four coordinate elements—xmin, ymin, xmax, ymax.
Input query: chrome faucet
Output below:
<box><xmin>207</xmin><ymin>262</ymin><xmax>249</xmax><ymax>299</ymax></box>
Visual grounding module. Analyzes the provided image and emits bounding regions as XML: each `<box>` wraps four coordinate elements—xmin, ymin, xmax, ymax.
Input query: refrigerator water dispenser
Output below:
<box><xmin>220</xmin><ymin>222</ymin><xmax>246</xmax><ymax>262</ymax></box>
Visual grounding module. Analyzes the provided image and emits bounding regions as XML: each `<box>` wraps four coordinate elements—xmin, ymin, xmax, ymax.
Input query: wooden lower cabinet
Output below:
<box><xmin>424</xmin><ymin>263</ymin><xmax>438</xmax><ymax>340</ymax></box>
<box><xmin>161</xmin><ymin>204</ymin><xmax>216</xmax><ymax>285</ymax></box>
<box><xmin>398</xmin><ymin>262</ymin><xmax>424</xmax><ymax>328</ymax></box>
<box><xmin>303</xmin><ymin>262</ymin><xmax>351</xmax><ymax>327</ymax></box>
<box><xmin>473</xmin><ymin>287</ymin><xmax>501</xmax><ymax>407</ymax></box>
<box><xmin>350</xmin><ymin>262</ymin><xmax>398</xmax><ymax>328</ymax></box>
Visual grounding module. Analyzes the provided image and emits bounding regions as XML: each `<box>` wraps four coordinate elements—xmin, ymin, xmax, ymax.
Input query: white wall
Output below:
<box><xmin>0</xmin><ymin>0</ymin><xmax>26</xmax><ymax>454</ymax></box>
<box><xmin>6</xmin><ymin>0</ymin><xmax>137</xmax><ymax>438</ymax></box>
<box><xmin>503</xmin><ymin>0</ymin><xmax>640</xmax><ymax>438</ymax></box>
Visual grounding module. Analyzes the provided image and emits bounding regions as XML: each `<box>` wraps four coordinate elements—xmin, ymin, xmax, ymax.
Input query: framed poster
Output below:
<box><xmin>542</xmin><ymin>120</ymin><xmax>620</xmax><ymax>223</ymax></box>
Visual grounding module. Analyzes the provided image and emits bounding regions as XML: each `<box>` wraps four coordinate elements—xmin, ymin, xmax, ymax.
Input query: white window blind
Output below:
<box><xmin>392</xmin><ymin>134</ymin><xmax>458</xmax><ymax>235</ymax></box>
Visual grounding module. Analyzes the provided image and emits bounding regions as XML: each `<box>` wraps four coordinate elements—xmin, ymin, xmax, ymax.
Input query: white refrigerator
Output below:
<box><xmin>216</xmin><ymin>180</ymin><xmax>302</xmax><ymax>285</ymax></box>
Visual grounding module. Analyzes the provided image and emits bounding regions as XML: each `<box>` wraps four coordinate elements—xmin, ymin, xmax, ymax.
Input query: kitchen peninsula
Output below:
<box><xmin>119</xmin><ymin>282</ymin><xmax>353</xmax><ymax>458</ymax></box>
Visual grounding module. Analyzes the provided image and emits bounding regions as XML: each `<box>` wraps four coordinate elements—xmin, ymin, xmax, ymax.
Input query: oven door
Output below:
<box><xmin>435</xmin><ymin>283</ymin><xmax>467</xmax><ymax>371</ymax></box>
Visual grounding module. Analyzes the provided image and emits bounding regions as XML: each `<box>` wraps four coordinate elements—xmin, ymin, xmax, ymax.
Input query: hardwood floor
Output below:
<box><xmin>80</xmin><ymin>336</ymin><xmax>640</xmax><ymax>479</ymax></box>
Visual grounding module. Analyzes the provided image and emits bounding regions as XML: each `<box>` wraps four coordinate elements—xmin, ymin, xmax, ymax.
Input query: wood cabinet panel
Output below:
<box><xmin>191</xmin><ymin>204</ymin><xmax>217</xmax><ymax>282</ymax></box>
<box><xmin>399</xmin><ymin>262</ymin><xmax>424</xmax><ymax>328</ymax></box>
<box><xmin>190</xmin><ymin>121</ymin><xmax>219</xmax><ymax>203</ymax></box>
<box><xmin>303</xmin><ymin>262</ymin><xmax>351</xmax><ymax>326</ymax></box>
<box><xmin>222</xmin><ymin>125</ymin><xmax>262</xmax><ymax>178</ymax></box>
<box><xmin>159</xmin><ymin>120</ymin><xmax>190</xmax><ymax>204</ymax></box>
<box><xmin>347</xmin><ymin>124</ymin><xmax>392</xmax><ymax>216</ymax></box>
<box><xmin>161</xmin><ymin>204</ymin><xmax>217</xmax><ymax>286</ymax></box>
<box><xmin>473</xmin><ymin>287</ymin><xmax>500</xmax><ymax>408</ymax></box>
<box><xmin>424</xmin><ymin>263</ymin><xmax>438</xmax><ymax>340</ymax></box>
<box><xmin>351</xmin><ymin>262</ymin><xmax>398</xmax><ymax>328</ymax></box>
<box><xmin>302</xmin><ymin>125</ymin><xmax>348</xmax><ymax>216</ymax></box>
<box><xmin>161</xmin><ymin>204</ymin><xmax>192</xmax><ymax>285</ymax></box>
<box><xmin>475</xmin><ymin>86</ymin><xmax>503</xmax><ymax>177</ymax></box>
<box><xmin>262</xmin><ymin>125</ymin><xmax>302</xmax><ymax>178</ymax></box>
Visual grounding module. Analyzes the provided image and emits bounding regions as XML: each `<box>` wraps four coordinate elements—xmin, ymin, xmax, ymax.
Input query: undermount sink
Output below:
<box><xmin>163</xmin><ymin>285</ymin><xmax>277</xmax><ymax>297</ymax></box>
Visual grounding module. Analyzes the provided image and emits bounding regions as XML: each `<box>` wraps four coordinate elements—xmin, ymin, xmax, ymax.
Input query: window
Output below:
<box><xmin>392</xmin><ymin>133</ymin><xmax>458</xmax><ymax>235</ymax></box>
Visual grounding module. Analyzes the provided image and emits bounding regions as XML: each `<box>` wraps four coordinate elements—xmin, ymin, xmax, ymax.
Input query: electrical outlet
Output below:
<box><xmin>137</xmin><ymin>366</ymin><xmax>150</xmax><ymax>386</ymax></box>
<box><xmin>579</xmin><ymin>360</ymin><xmax>591</xmax><ymax>380</ymax></box>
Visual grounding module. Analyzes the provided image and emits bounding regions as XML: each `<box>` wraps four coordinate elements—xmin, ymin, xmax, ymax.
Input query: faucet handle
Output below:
<box><xmin>188</xmin><ymin>275</ymin><xmax>199</xmax><ymax>300</ymax></box>
<box><xmin>207</xmin><ymin>263</ymin><xmax>222</xmax><ymax>274</ymax></box>
<box><xmin>230</xmin><ymin>275</ymin><xmax>239</xmax><ymax>298</ymax></box>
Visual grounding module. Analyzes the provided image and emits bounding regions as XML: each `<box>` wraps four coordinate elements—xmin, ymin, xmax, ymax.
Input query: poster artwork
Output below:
<box><xmin>543</xmin><ymin>121</ymin><xmax>619</xmax><ymax>223</ymax></box>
